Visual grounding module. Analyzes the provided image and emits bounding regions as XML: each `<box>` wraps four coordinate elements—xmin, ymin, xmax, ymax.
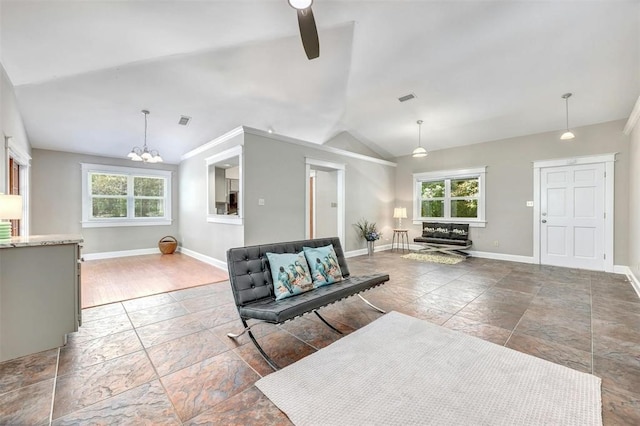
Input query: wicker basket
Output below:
<box><xmin>158</xmin><ymin>236</ymin><xmax>178</xmax><ymax>254</ymax></box>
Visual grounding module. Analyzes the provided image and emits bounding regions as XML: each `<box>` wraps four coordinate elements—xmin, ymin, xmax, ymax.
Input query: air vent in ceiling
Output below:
<box><xmin>178</xmin><ymin>115</ymin><xmax>191</xmax><ymax>126</ymax></box>
<box><xmin>398</xmin><ymin>93</ymin><xmax>416</xmax><ymax>102</ymax></box>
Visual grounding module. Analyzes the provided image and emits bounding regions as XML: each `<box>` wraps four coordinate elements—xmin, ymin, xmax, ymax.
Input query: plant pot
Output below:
<box><xmin>367</xmin><ymin>240</ymin><xmax>375</xmax><ymax>256</ymax></box>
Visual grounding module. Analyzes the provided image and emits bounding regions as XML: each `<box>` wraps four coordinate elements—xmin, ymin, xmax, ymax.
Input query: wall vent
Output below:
<box><xmin>398</xmin><ymin>93</ymin><xmax>416</xmax><ymax>102</ymax></box>
<box><xmin>178</xmin><ymin>115</ymin><xmax>191</xmax><ymax>126</ymax></box>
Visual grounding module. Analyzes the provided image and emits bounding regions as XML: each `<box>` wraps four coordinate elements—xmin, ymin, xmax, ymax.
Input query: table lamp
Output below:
<box><xmin>393</xmin><ymin>207</ymin><xmax>407</xmax><ymax>229</ymax></box>
<box><xmin>0</xmin><ymin>194</ymin><xmax>22</xmax><ymax>240</ymax></box>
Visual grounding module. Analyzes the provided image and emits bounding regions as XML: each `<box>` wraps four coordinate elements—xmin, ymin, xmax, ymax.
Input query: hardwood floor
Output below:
<box><xmin>81</xmin><ymin>253</ymin><xmax>228</xmax><ymax>308</ymax></box>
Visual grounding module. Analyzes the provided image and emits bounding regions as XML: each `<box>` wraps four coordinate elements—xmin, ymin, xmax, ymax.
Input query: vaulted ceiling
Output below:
<box><xmin>1</xmin><ymin>1</ymin><xmax>639</xmax><ymax>163</ymax></box>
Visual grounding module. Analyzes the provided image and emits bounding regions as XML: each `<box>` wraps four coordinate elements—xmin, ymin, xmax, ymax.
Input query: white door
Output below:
<box><xmin>540</xmin><ymin>163</ymin><xmax>605</xmax><ymax>270</ymax></box>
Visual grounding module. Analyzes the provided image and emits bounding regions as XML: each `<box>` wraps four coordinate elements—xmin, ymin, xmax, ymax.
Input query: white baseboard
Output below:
<box><xmin>345</xmin><ymin>243</ymin><xmax>392</xmax><ymax>258</ymax></box>
<box><xmin>466</xmin><ymin>250</ymin><xmax>536</xmax><ymax>264</ymax></box>
<box><xmin>178</xmin><ymin>247</ymin><xmax>227</xmax><ymax>270</ymax></box>
<box><xmin>82</xmin><ymin>247</ymin><xmax>160</xmax><ymax>261</ymax></box>
<box><xmin>614</xmin><ymin>265</ymin><xmax>640</xmax><ymax>299</ymax></box>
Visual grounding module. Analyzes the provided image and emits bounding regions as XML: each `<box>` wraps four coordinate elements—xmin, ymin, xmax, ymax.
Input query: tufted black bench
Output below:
<box><xmin>413</xmin><ymin>222</ymin><xmax>472</xmax><ymax>257</ymax></box>
<box><xmin>226</xmin><ymin>237</ymin><xmax>389</xmax><ymax>370</ymax></box>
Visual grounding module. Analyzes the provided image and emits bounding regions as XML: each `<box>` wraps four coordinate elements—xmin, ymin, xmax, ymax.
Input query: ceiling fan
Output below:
<box><xmin>288</xmin><ymin>0</ymin><xmax>320</xmax><ymax>60</ymax></box>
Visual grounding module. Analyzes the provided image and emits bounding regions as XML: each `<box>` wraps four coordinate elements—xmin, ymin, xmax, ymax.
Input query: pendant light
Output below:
<box><xmin>127</xmin><ymin>110</ymin><xmax>163</xmax><ymax>163</ymax></box>
<box><xmin>560</xmin><ymin>93</ymin><xmax>575</xmax><ymax>140</ymax></box>
<box><xmin>412</xmin><ymin>119</ymin><xmax>428</xmax><ymax>158</ymax></box>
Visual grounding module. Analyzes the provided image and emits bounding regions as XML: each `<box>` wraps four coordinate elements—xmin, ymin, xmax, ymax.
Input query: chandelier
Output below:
<box><xmin>127</xmin><ymin>110</ymin><xmax>163</xmax><ymax>163</ymax></box>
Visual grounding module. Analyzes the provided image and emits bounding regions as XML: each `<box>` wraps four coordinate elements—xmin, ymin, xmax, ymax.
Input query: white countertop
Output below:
<box><xmin>0</xmin><ymin>234</ymin><xmax>83</xmax><ymax>249</ymax></box>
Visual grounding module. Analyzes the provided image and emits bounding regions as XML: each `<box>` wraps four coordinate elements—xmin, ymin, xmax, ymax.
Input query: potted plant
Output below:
<box><xmin>354</xmin><ymin>218</ymin><xmax>382</xmax><ymax>256</ymax></box>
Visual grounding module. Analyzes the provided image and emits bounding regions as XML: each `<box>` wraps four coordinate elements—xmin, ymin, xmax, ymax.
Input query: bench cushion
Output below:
<box><xmin>303</xmin><ymin>244</ymin><xmax>343</xmax><ymax>287</ymax></box>
<box><xmin>265</xmin><ymin>251</ymin><xmax>314</xmax><ymax>301</ymax></box>
<box><xmin>227</xmin><ymin>237</ymin><xmax>352</xmax><ymax>307</ymax></box>
<box><xmin>238</xmin><ymin>274</ymin><xmax>389</xmax><ymax>323</ymax></box>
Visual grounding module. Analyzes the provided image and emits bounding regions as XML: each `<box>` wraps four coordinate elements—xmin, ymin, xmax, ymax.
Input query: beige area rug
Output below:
<box><xmin>256</xmin><ymin>311</ymin><xmax>602</xmax><ymax>426</ymax></box>
<box><xmin>401</xmin><ymin>252</ymin><xmax>464</xmax><ymax>265</ymax></box>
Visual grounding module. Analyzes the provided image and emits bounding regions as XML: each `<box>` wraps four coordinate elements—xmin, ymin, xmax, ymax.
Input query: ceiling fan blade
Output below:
<box><xmin>297</xmin><ymin>7</ymin><xmax>319</xmax><ymax>60</ymax></box>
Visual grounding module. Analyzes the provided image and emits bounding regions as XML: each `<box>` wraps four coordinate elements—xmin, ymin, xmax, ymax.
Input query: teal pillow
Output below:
<box><xmin>303</xmin><ymin>244</ymin><xmax>343</xmax><ymax>288</ymax></box>
<box><xmin>265</xmin><ymin>251</ymin><xmax>314</xmax><ymax>301</ymax></box>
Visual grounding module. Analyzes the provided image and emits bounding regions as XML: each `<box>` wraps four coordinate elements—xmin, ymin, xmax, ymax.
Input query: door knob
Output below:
<box><xmin>541</xmin><ymin>220</ymin><xmax>547</xmax><ymax>223</ymax></box>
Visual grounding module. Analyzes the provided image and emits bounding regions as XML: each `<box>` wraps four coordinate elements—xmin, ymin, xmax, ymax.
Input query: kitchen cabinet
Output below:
<box><xmin>0</xmin><ymin>234</ymin><xmax>83</xmax><ymax>361</ymax></box>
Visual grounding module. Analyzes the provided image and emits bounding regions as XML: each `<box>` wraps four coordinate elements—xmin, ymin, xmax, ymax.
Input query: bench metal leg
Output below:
<box><xmin>226</xmin><ymin>321</ymin><xmax>261</xmax><ymax>338</ymax></box>
<box><xmin>358</xmin><ymin>294</ymin><xmax>386</xmax><ymax>314</ymax></box>
<box><xmin>228</xmin><ymin>318</ymin><xmax>279</xmax><ymax>371</ymax></box>
<box><xmin>417</xmin><ymin>245</ymin><xmax>470</xmax><ymax>258</ymax></box>
<box><xmin>314</xmin><ymin>310</ymin><xmax>343</xmax><ymax>334</ymax></box>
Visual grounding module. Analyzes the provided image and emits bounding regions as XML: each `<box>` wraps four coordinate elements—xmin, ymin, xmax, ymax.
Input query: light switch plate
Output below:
<box><xmin>526</xmin><ymin>201</ymin><xmax>534</xmax><ymax>207</ymax></box>
<box><xmin>258</xmin><ymin>198</ymin><xmax>265</xmax><ymax>206</ymax></box>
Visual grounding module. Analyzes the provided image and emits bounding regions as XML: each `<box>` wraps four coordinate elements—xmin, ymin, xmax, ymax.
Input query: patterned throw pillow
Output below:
<box><xmin>265</xmin><ymin>251</ymin><xmax>314</xmax><ymax>301</ymax></box>
<box><xmin>303</xmin><ymin>244</ymin><xmax>343</xmax><ymax>288</ymax></box>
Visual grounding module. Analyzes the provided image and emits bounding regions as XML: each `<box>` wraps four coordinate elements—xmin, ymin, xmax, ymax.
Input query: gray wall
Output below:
<box><xmin>314</xmin><ymin>170</ymin><xmax>338</xmax><ymax>238</ymax></box>
<box><xmin>30</xmin><ymin>149</ymin><xmax>179</xmax><ymax>254</ymax></box>
<box><xmin>177</xmin><ymin>134</ymin><xmax>244</xmax><ymax>262</ymax></box>
<box><xmin>243</xmin><ymin>133</ymin><xmax>396</xmax><ymax>252</ymax></box>
<box><xmin>395</xmin><ymin>119</ymin><xmax>630</xmax><ymax>264</ymax></box>
<box><xmin>629</xmin><ymin>117</ymin><xmax>640</xmax><ymax>277</ymax></box>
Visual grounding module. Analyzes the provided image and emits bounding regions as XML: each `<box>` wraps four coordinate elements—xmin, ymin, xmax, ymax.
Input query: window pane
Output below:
<box><xmin>135</xmin><ymin>199</ymin><xmax>164</xmax><ymax>217</ymax></box>
<box><xmin>421</xmin><ymin>200</ymin><xmax>444</xmax><ymax>217</ymax></box>
<box><xmin>134</xmin><ymin>177</ymin><xmax>164</xmax><ymax>197</ymax></box>
<box><xmin>421</xmin><ymin>181</ymin><xmax>445</xmax><ymax>199</ymax></box>
<box><xmin>91</xmin><ymin>174</ymin><xmax>127</xmax><ymax>196</ymax></box>
<box><xmin>92</xmin><ymin>198</ymin><xmax>127</xmax><ymax>218</ymax></box>
<box><xmin>451</xmin><ymin>178</ymin><xmax>478</xmax><ymax>197</ymax></box>
<box><xmin>451</xmin><ymin>199</ymin><xmax>478</xmax><ymax>218</ymax></box>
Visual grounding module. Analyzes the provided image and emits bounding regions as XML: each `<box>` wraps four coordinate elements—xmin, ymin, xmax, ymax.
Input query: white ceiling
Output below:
<box><xmin>1</xmin><ymin>0</ymin><xmax>639</xmax><ymax>163</ymax></box>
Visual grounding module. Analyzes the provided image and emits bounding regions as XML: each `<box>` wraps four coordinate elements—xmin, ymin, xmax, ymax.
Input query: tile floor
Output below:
<box><xmin>1</xmin><ymin>252</ymin><xmax>640</xmax><ymax>425</ymax></box>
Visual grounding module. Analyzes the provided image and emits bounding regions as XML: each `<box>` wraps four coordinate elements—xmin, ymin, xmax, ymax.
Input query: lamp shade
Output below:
<box><xmin>393</xmin><ymin>207</ymin><xmax>407</xmax><ymax>219</ymax></box>
<box><xmin>0</xmin><ymin>194</ymin><xmax>23</xmax><ymax>219</ymax></box>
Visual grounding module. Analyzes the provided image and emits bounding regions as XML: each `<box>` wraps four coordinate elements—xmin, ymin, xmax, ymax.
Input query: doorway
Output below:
<box><xmin>305</xmin><ymin>159</ymin><xmax>345</xmax><ymax>245</ymax></box>
<box><xmin>5</xmin><ymin>136</ymin><xmax>30</xmax><ymax>236</ymax></box>
<box><xmin>533</xmin><ymin>154</ymin><xmax>615</xmax><ymax>272</ymax></box>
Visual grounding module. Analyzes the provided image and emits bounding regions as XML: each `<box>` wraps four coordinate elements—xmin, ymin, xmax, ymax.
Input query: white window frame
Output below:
<box><xmin>205</xmin><ymin>145</ymin><xmax>243</xmax><ymax>225</ymax></box>
<box><xmin>81</xmin><ymin>163</ymin><xmax>172</xmax><ymax>228</ymax></box>
<box><xmin>413</xmin><ymin>167</ymin><xmax>487</xmax><ymax>228</ymax></box>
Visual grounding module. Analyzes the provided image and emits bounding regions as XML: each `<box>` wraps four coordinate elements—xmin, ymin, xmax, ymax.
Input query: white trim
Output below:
<box><xmin>80</xmin><ymin>163</ymin><xmax>173</xmax><ymax>228</ymax></box>
<box><xmin>205</xmin><ymin>145</ymin><xmax>243</xmax><ymax>225</ymax></box>
<box><xmin>6</xmin><ymin>136</ymin><xmax>31</xmax><ymax>166</ymax></box>
<box><xmin>532</xmin><ymin>153</ymin><xmax>617</xmax><ymax>169</ymax></box>
<box><xmin>466</xmin><ymin>250</ymin><xmax>536</xmax><ymax>264</ymax></box>
<box><xmin>413</xmin><ymin>166</ymin><xmax>487</xmax><ymax>225</ymax></box>
<box><xmin>81</xmin><ymin>219</ymin><xmax>172</xmax><ymax>228</ymax></box>
<box><xmin>305</xmin><ymin>158</ymin><xmax>346</xmax><ymax>246</ymax></box>
<box><xmin>206</xmin><ymin>216</ymin><xmax>243</xmax><ymax>225</ymax></box>
<box><xmin>181</xmin><ymin>126</ymin><xmax>244</xmax><ymax>160</ymax></box>
<box><xmin>413</xmin><ymin>167</ymin><xmax>487</xmax><ymax>180</ymax></box>
<box><xmin>178</xmin><ymin>246</ymin><xmax>228</xmax><ymax>270</ymax></box>
<box><xmin>245</xmin><ymin>127</ymin><xmax>396</xmax><ymax>167</ymax></box>
<box><xmin>624</xmin><ymin>96</ymin><xmax>640</xmax><ymax>135</ymax></box>
<box><xmin>5</xmin><ymin>136</ymin><xmax>31</xmax><ymax>236</ymax></box>
<box><xmin>344</xmin><ymin>243</ymin><xmax>392</xmax><ymax>258</ymax></box>
<box><xmin>82</xmin><ymin>247</ymin><xmax>160</xmax><ymax>261</ymax></box>
<box><xmin>613</xmin><ymin>265</ymin><xmax>640</xmax><ymax>299</ymax></box>
<box><xmin>532</xmin><ymin>153</ymin><xmax>616</xmax><ymax>272</ymax></box>
<box><xmin>204</xmin><ymin>145</ymin><xmax>243</xmax><ymax>166</ymax></box>
<box><xmin>184</xmin><ymin>125</ymin><xmax>397</xmax><ymax>167</ymax></box>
